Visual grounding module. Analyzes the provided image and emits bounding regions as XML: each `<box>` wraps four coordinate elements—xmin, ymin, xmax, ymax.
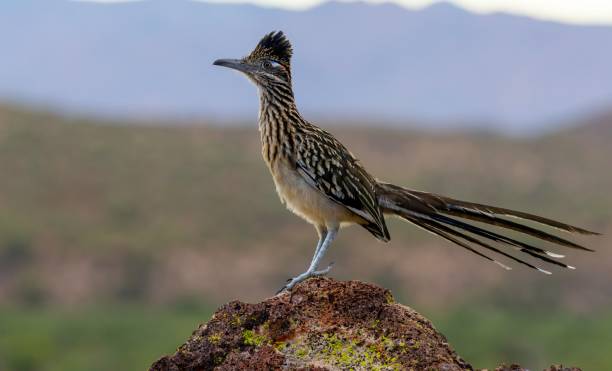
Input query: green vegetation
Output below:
<box><xmin>433</xmin><ymin>307</ymin><xmax>612</xmax><ymax>370</ymax></box>
<box><xmin>0</xmin><ymin>306</ymin><xmax>213</xmax><ymax>371</ymax></box>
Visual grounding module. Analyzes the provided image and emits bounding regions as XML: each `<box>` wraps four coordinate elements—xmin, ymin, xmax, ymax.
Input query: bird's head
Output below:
<box><xmin>213</xmin><ymin>31</ymin><xmax>293</xmax><ymax>88</ymax></box>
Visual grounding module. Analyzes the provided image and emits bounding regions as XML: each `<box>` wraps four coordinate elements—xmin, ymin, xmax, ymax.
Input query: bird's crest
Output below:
<box><xmin>248</xmin><ymin>31</ymin><xmax>293</xmax><ymax>66</ymax></box>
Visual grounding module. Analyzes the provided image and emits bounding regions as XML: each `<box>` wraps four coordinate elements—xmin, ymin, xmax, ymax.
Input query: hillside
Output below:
<box><xmin>0</xmin><ymin>104</ymin><xmax>611</xmax><ymax>370</ymax></box>
<box><xmin>1</xmin><ymin>103</ymin><xmax>610</xmax><ymax>304</ymax></box>
<box><xmin>1</xmin><ymin>1</ymin><xmax>612</xmax><ymax>132</ymax></box>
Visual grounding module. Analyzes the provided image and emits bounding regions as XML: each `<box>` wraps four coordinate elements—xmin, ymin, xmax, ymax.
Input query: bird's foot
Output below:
<box><xmin>276</xmin><ymin>262</ymin><xmax>334</xmax><ymax>294</ymax></box>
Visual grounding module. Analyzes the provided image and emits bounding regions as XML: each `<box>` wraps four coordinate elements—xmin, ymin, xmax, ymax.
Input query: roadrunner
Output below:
<box><xmin>214</xmin><ymin>31</ymin><xmax>598</xmax><ymax>292</ymax></box>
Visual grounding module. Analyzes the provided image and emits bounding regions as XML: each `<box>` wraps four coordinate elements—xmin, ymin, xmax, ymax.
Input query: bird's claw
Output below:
<box><xmin>313</xmin><ymin>262</ymin><xmax>334</xmax><ymax>276</ymax></box>
<box><xmin>275</xmin><ymin>263</ymin><xmax>335</xmax><ymax>295</ymax></box>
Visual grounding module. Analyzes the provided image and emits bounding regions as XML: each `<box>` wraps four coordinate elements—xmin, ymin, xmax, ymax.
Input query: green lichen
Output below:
<box><xmin>385</xmin><ymin>292</ymin><xmax>395</xmax><ymax>304</ymax></box>
<box><xmin>274</xmin><ymin>341</ymin><xmax>286</xmax><ymax>351</ymax></box>
<box><xmin>317</xmin><ymin>332</ymin><xmax>401</xmax><ymax>370</ymax></box>
<box><xmin>380</xmin><ymin>335</ymin><xmax>395</xmax><ymax>350</ymax></box>
<box><xmin>397</xmin><ymin>340</ymin><xmax>407</xmax><ymax>354</ymax></box>
<box><xmin>322</xmin><ymin>334</ymin><xmax>356</xmax><ymax>366</ymax></box>
<box><xmin>242</xmin><ymin>329</ymin><xmax>267</xmax><ymax>347</ymax></box>
<box><xmin>231</xmin><ymin>314</ymin><xmax>242</xmax><ymax>326</ymax></box>
<box><xmin>295</xmin><ymin>346</ymin><xmax>309</xmax><ymax>359</ymax></box>
<box><xmin>208</xmin><ymin>333</ymin><xmax>221</xmax><ymax>345</ymax></box>
<box><xmin>213</xmin><ymin>354</ymin><xmax>226</xmax><ymax>365</ymax></box>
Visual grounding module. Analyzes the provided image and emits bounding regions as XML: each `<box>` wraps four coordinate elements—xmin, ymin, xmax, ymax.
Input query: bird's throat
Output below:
<box><xmin>257</xmin><ymin>85</ymin><xmax>299</xmax><ymax>164</ymax></box>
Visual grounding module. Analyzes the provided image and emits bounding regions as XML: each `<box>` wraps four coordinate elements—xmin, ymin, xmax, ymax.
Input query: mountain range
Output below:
<box><xmin>1</xmin><ymin>0</ymin><xmax>612</xmax><ymax>133</ymax></box>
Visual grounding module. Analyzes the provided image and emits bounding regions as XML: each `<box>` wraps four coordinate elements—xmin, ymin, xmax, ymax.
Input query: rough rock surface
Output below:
<box><xmin>489</xmin><ymin>366</ymin><xmax>581</xmax><ymax>371</ymax></box>
<box><xmin>149</xmin><ymin>278</ymin><xmax>580</xmax><ymax>371</ymax></box>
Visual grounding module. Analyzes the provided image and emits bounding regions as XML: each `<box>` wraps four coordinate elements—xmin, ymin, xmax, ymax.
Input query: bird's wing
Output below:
<box><xmin>294</xmin><ymin>128</ymin><xmax>390</xmax><ymax>241</ymax></box>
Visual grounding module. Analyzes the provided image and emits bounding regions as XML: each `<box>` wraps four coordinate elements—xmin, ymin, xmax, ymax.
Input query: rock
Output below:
<box><xmin>149</xmin><ymin>277</ymin><xmax>580</xmax><ymax>371</ymax></box>
<box><xmin>488</xmin><ymin>365</ymin><xmax>581</xmax><ymax>371</ymax></box>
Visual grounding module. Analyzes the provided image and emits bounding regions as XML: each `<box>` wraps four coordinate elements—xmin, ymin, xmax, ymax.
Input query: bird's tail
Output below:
<box><xmin>376</xmin><ymin>182</ymin><xmax>598</xmax><ymax>273</ymax></box>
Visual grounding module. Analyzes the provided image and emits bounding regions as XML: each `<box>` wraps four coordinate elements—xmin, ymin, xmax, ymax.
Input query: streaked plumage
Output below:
<box><xmin>214</xmin><ymin>31</ymin><xmax>598</xmax><ymax>291</ymax></box>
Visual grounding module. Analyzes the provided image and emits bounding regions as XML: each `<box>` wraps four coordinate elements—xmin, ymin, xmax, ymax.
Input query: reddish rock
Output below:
<box><xmin>149</xmin><ymin>277</ymin><xmax>580</xmax><ymax>371</ymax></box>
<box><xmin>488</xmin><ymin>364</ymin><xmax>581</xmax><ymax>371</ymax></box>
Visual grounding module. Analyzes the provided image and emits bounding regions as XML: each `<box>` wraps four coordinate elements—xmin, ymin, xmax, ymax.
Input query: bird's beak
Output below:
<box><xmin>213</xmin><ymin>58</ymin><xmax>254</xmax><ymax>73</ymax></box>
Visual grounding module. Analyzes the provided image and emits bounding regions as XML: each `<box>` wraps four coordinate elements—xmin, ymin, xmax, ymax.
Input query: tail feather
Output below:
<box><xmin>442</xmin><ymin>207</ymin><xmax>590</xmax><ymax>250</ymax></box>
<box><xmin>428</xmin><ymin>212</ymin><xmax>589</xmax><ymax>257</ymax></box>
<box><xmin>412</xmin><ymin>215</ymin><xmax>555</xmax><ymax>273</ymax></box>
<box><xmin>402</xmin><ymin>187</ymin><xmax>599</xmax><ymax>235</ymax></box>
<box><xmin>407</xmin><ymin>216</ymin><xmax>513</xmax><ymax>271</ymax></box>
<box><xmin>377</xmin><ymin>182</ymin><xmax>597</xmax><ymax>272</ymax></box>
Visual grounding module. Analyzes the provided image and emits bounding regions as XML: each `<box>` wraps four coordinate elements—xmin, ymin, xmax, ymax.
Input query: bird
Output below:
<box><xmin>213</xmin><ymin>31</ymin><xmax>598</xmax><ymax>292</ymax></box>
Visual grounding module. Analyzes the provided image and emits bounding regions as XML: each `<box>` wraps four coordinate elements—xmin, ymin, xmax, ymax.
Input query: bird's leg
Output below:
<box><xmin>309</xmin><ymin>225</ymin><xmax>328</xmax><ymax>269</ymax></box>
<box><xmin>278</xmin><ymin>227</ymin><xmax>338</xmax><ymax>293</ymax></box>
<box><xmin>309</xmin><ymin>226</ymin><xmax>335</xmax><ymax>275</ymax></box>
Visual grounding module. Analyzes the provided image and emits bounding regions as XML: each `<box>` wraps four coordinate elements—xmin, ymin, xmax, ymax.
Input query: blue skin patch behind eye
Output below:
<box><xmin>270</xmin><ymin>61</ymin><xmax>281</xmax><ymax>68</ymax></box>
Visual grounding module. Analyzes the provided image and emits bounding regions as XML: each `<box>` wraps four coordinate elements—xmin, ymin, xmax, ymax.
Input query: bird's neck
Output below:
<box><xmin>258</xmin><ymin>83</ymin><xmax>297</xmax><ymax>120</ymax></box>
<box><xmin>257</xmin><ymin>83</ymin><xmax>301</xmax><ymax>163</ymax></box>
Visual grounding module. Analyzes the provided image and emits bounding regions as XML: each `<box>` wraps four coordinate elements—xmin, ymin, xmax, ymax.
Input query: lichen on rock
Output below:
<box><xmin>150</xmin><ymin>277</ymin><xmax>471</xmax><ymax>370</ymax></box>
<box><xmin>149</xmin><ymin>277</ymin><xmax>581</xmax><ymax>371</ymax></box>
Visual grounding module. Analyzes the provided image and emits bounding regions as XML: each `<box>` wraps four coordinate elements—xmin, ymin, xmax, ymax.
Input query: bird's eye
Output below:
<box><xmin>263</xmin><ymin>60</ymin><xmax>280</xmax><ymax>69</ymax></box>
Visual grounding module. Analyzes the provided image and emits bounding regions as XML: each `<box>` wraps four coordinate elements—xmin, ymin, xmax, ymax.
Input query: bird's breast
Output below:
<box><xmin>267</xmin><ymin>159</ymin><xmax>361</xmax><ymax>228</ymax></box>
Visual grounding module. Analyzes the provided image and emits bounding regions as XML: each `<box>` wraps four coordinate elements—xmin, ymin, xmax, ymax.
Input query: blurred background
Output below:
<box><xmin>1</xmin><ymin>0</ymin><xmax>611</xmax><ymax>370</ymax></box>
